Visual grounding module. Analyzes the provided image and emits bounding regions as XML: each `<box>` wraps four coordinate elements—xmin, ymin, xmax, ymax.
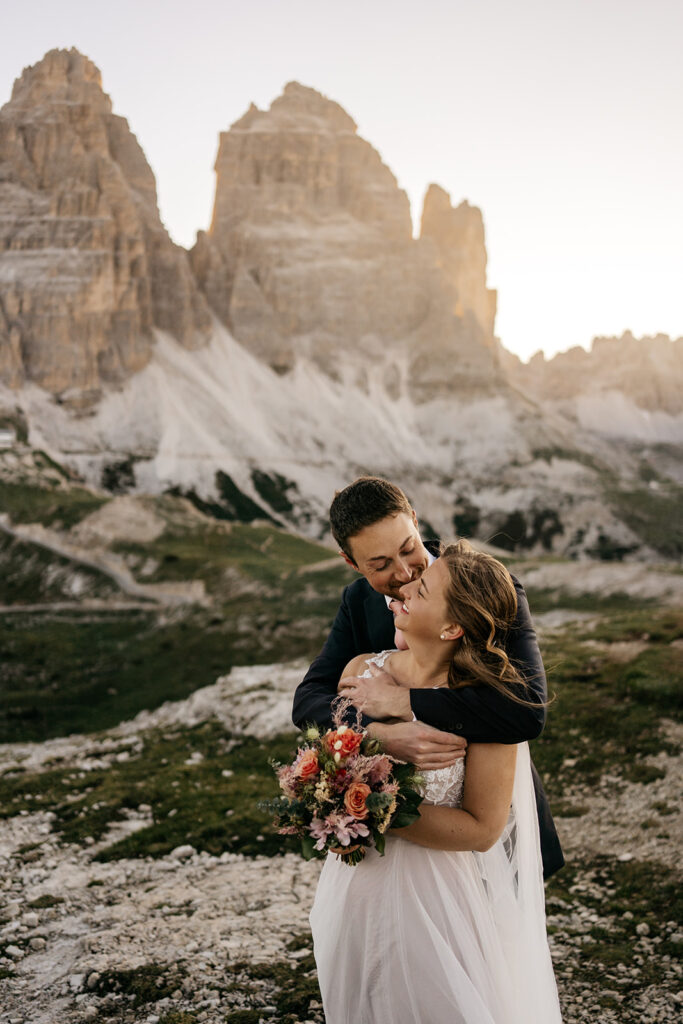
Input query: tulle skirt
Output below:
<box><xmin>310</xmin><ymin>744</ymin><xmax>562</xmax><ymax>1024</ymax></box>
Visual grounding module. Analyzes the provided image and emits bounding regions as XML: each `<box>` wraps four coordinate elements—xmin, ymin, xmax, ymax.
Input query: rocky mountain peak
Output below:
<box><xmin>9</xmin><ymin>48</ymin><xmax>109</xmax><ymax>112</ymax></box>
<box><xmin>191</xmin><ymin>84</ymin><xmax>500</xmax><ymax>380</ymax></box>
<box><xmin>189</xmin><ymin>82</ymin><xmax>421</xmax><ymax>371</ymax></box>
<box><xmin>504</xmin><ymin>332</ymin><xmax>683</xmax><ymax>418</ymax></box>
<box><xmin>0</xmin><ymin>48</ymin><xmax>210</xmax><ymax>399</ymax></box>
<box><xmin>269</xmin><ymin>81</ymin><xmax>358</xmax><ymax>132</ymax></box>
<box><xmin>421</xmin><ymin>184</ymin><xmax>497</xmax><ymax>338</ymax></box>
<box><xmin>231</xmin><ymin>81</ymin><xmax>358</xmax><ymax>135</ymax></box>
<box><xmin>209</xmin><ymin>80</ymin><xmax>410</xmax><ymax>237</ymax></box>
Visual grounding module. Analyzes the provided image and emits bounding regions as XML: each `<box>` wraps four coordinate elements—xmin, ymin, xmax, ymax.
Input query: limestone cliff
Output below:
<box><xmin>191</xmin><ymin>82</ymin><xmax>498</xmax><ymax>390</ymax></box>
<box><xmin>504</xmin><ymin>333</ymin><xmax>683</xmax><ymax>417</ymax></box>
<box><xmin>0</xmin><ymin>49</ymin><xmax>210</xmax><ymax>398</ymax></box>
<box><xmin>420</xmin><ymin>185</ymin><xmax>497</xmax><ymax>339</ymax></box>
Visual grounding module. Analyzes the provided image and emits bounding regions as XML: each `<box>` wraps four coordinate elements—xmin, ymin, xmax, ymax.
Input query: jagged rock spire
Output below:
<box><xmin>0</xmin><ymin>48</ymin><xmax>210</xmax><ymax>398</ymax></box>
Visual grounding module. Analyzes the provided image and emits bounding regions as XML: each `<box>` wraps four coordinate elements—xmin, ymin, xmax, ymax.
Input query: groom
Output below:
<box><xmin>292</xmin><ymin>476</ymin><xmax>564</xmax><ymax>879</ymax></box>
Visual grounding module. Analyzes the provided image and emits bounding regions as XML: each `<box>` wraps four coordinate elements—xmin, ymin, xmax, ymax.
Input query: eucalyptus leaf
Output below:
<box><xmin>391</xmin><ymin>808</ymin><xmax>421</xmax><ymax>829</ymax></box>
<box><xmin>301</xmin><ymin>833</ymin><xmax>317</xmax><ymax>861</ymax></box>
<box><xmin>366</xmin><ymin>791</ymin><xmax>393</xmax><ymax>811</ymax></box>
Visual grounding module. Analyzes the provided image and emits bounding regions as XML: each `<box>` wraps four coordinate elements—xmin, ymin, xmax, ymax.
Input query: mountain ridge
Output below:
<box><xmin>0</xmin><ymin>49</ymin><xmax>681</xmax><ymax>561</ymax></box>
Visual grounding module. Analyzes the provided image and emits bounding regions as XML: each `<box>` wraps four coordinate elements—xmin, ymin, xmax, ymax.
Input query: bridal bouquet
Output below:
<box><xmin>261</xmin><ymin>706</ymin><xmax>423</xmax><ymax>865</ymax></box>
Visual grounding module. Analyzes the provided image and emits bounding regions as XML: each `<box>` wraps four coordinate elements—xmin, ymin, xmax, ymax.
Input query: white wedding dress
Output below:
<box><xmin>310</xmin><ymin>653</ymin><xmax>562</xmax><ymax>1024</ymax></box>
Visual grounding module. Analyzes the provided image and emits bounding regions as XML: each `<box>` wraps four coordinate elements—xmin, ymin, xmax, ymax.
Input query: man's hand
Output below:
<box><xmin>366</xmin><ymin>720</ymin><xmax>467</xmax><ymax>770</ymax></box>
<box><xmin>338</xmin><ymin>665</ymin><xmax>412</xmax><ymax>721</ymax></box>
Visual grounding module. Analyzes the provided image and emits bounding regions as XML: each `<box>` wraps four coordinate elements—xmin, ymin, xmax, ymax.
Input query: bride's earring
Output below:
<box><xmin>440</xmin><ymin>633</ymin><xmax>446</xmax><ymax>640</ymax></box>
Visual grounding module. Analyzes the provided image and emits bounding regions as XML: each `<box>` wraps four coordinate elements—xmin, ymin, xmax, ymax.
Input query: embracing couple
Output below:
<box><xmin>292</xmin><ymin>476</ymin><xmax>564</xmax><ymax>1024</ymax></box>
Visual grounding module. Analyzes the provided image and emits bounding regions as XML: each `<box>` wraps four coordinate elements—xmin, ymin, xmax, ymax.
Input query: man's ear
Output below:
<box><xmin>339</xmin><ymin>551</ymin><xmax>359</xmax><ymax>572</ymax></box>
<box><xmin>441</xmin><ymin>624</ymin><xmax>464</xmax><ymax>641</ymax></box>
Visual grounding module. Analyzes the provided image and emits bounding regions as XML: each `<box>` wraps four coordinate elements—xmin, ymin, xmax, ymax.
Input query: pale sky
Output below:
<box><xmin>1</xmin><ymin>0</ymin><xmax>682</xmax><ymax>362</ymax></box>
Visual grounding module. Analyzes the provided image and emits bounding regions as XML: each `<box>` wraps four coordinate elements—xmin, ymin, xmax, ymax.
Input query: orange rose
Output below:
<box><xmin>326</xmin><ymin>727</ymin><xmax>363</xmax><ymax>759</ymax></box>
<box><xmin>296</xmin><ymin>749</ymin><xmax>320</xmax><ymax>780</ymax></box>
<box><xmin>343</xmin><ymin>781</ymin><xmax>371</xmax><ymax>820</ymax></box>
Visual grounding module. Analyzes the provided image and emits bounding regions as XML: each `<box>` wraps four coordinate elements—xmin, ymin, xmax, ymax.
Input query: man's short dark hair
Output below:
<box><xmin>330</xmin><ymin>477</ymin><xmax>412</xmax><ymax>562</ymax></box>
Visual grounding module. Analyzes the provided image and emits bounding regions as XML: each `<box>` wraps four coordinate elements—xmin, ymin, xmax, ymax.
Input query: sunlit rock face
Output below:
<box><xmin>504</xmin><ymin>333</ymin><xmax>683</xmax><ymax>417</ymax></box>
<box><xmin>192</xmin><ymin>81</ymin><xmax>499</xmax><ymax>391</ymax></box>
<box><xmin>0</xmin><ymin>48</ymin><xmax>210</xmax><ymax>398</ymax></box>
<box><xmin>420</xmin><ymin>185</ymin><xmax>497</xmax><ymax>339</ymax></box>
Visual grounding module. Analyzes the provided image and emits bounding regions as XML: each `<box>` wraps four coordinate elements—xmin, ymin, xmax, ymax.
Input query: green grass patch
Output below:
<box><xmin>226</xmin><ymin>953</ymin><xmax>321</xmax><ymax>1022</ymax></box>
<box><xmin>532</xmin><ymin>607</ymin><xmax>681</xmax><ymax>793</ymax></box>
<box><xmin>0</xmin><ymin>531</ymin><xmax>118</xmax><ymax>605</ymax></box>
<box><xmin>0</xmin><ymin>578</ymin><xmax>344</xmax><ymax>744</ymax></box>
<box><xmin>0</xmin><ymin>479</ymin><xmax>106</xmax><ymax>529</ymax></box>
<box><xmin>0</xmin><ymin>610</ymin><xmax>233</xmax><ymax>742</ymax></box>
<box><xmin>0</xmin><ymin>722</ymin><xmax>300</xmax><ymax>860</ymax></box>
<box><xmin>587</xmin><ymin>606</ymin><xmax>682</xmax><ymax>644</ymax></box>
<box><xmin>607</xmin><ymin>483</ymin><xmax>683</xmax><ymax>559</ymax></box>
<box><xmin>524</xmin><ymin>587</ymin><xmax>644</xmax><ymax>615</ymax></box>
<box><xmin>546</xmin><ymin>855</ymin><xmax>683</xmax><ymax>991</ymax></box>
<box><xmin>650</xmin><ymin>800</ymin><xmax>676</xmax><ymax>815</ymax></box>
<box><xmin>0</xmin><ymin>410</ymin><xmax>28</xmax><ymax>443</ymax></box>
<box><xmin>551</xmin><ymin>801</ymin><xmax>589</xmax><ymax>818</ymax></box>
<box><xmin>115</xmin><ymin>521</ymin><xmax>351</xmax><ymax>597</ymax></box>
<box><xmin>0</xmin><ymin>518</ymin><xmax>353</xmax><ymax>743</ymax></box>
<box><xmin>532</xmin><ymin>447</ymin><xmax>604</xmax><ymax>473</ymax></box>
<box><xmin>94</xmin><ymin>963</ymin><xmax>185</xmax><ymax>1004</ymax></box>
<box><xmin>27</xmin><ymin>894</ymin><xmax>64</xmax><ymax>908</ymax></box>
<box><xmin>617</xmin><ymin>643</ymin><xmax>683</xmax><ymax>710</ymax></box>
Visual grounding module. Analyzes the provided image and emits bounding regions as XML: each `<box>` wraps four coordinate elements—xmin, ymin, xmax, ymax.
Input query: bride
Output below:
<box><xmin>309</xmin><ymin>541</ymin><xmax>563</xmax><ymax>1024</ymax></box>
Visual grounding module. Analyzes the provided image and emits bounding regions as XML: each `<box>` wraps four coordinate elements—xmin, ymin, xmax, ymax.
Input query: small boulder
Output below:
<box><xmin>170</xmin><ymin>844</ymin><xmax>195</xmax><ymax>861</ymax></box>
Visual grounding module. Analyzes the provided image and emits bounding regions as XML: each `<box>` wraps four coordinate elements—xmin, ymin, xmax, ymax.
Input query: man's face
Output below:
<box><xmin>345</xmin><ymin>511</ymin><xmax>429</xmax><ymax>599</ymax></box>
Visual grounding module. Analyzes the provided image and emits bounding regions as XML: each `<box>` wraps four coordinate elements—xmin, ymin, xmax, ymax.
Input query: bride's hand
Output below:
<box><xmin>338</xmin><ymin>665</ymin><xmax>413</xmax><ymax>721</ymax></box>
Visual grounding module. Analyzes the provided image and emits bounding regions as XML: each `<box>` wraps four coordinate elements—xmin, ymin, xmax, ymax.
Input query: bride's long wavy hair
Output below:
<box><xmin>440</xmin><ymin>540</ymin><xmax>538</xmax><ymax>706</ymax></box>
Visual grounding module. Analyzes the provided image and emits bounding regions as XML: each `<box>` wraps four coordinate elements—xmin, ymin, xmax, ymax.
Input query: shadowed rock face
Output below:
<box><xmin>0</xmin><ymin>48</ymin><xmax>211</xmax><ymax>398</ymax></box>
<box><xmin>192</xmin><ymin>81</ymin><xmax>499</xmax><ymax>388</ymax></box>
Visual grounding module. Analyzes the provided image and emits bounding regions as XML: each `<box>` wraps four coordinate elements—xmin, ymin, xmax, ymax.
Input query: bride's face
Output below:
<box><xmin>395</xmin><ymin>558</ymin><xmax>459</xmax><ymax>642</ymax></box>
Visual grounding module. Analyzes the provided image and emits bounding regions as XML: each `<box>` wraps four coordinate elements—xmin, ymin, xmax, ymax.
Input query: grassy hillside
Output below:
<box><xmin>0</xmin><ymin>520</ymin><xmax>352</xmax><ymax>742</ymax></box>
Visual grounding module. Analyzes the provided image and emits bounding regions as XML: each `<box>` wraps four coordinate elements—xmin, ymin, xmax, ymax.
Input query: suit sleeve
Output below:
<box><xmin>292</xmin><ymin>587</ymin><xmax>370</xmax><ymax>731</ymax></box>
<box><xmin>409</xmin><ymin>577</ymin><xmax>547</xmax><ymax>743</ymax></box>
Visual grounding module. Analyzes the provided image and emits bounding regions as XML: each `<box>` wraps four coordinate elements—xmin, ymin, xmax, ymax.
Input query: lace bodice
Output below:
<box><xmin>416</xmin><ymin>761</ymin><xmax>465</xmax><ymax>807</ymax></box>
<box><xmin>361</xmin><ymin>652</ymin><xmax>465</xmax><ymax>808</ymax></box>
